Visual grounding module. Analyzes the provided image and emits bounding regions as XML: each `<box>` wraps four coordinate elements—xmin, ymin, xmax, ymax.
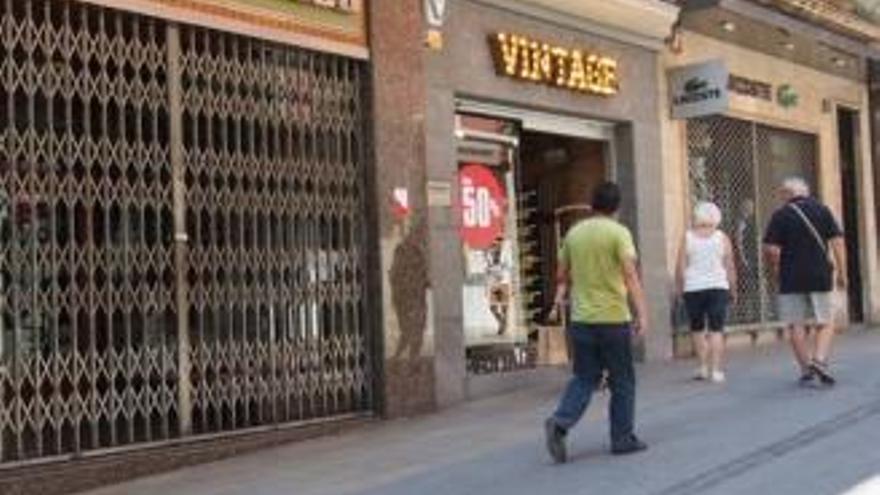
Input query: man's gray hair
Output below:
<box><xmin>781</xmin><ymin>176</ymin><xmax>810</xmax><ymax>197</ymax></box>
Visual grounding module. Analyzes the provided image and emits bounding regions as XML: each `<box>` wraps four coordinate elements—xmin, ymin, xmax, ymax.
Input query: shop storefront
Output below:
<box><xmin>0</xmin><ymin>0</ymin><xmax>376</xmax><ymax>469</ymax></box>
<box><xmin>663</xmin><ymin>1</ymin><xmax>880</xmax><ymax>349</ymax></box>
<box><xmin>409</xmin><ymin>0</ymin><xmax>679</xmax><ymax>401</ymax></box>
<box><xmin>454</xmin><ymin>107</ymin><xmax>615</xmax><ymax>376</ymax></box>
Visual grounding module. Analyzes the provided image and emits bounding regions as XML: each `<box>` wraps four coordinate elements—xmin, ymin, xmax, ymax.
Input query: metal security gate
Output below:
<box><xmin>0</xmin><ymin>0</ymin><xmax>374</xmax><ymax>465</ymax></box>
<box><xmin>687</xmin><ymin>115</ymin><xmax>817</xmax><ymax>328</ymax></box>
<box><xmin>179</xmin><ymin>25</ymin><xmax>373</xmax><ymax>434</ymax></box>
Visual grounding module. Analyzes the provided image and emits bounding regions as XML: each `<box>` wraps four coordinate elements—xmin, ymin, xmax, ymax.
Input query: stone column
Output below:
<box><xmin>369</xmin><ymin>0</ymin><xmax>436</xmax><ymax>417</ymax></box>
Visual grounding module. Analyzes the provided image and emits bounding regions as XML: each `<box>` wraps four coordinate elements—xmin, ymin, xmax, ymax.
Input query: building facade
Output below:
<box><xmin>374</xmin><ymin>0</ymin><xmax>880</xmax><ymax>415</ymax></box>
<box><xmin>2</xmin><ymin>0</ymin><xmax>880</xmax><ymax>492</ymax></box>
<box><xmin>0</xmin><ymin>0</ymin><xmax>379</xmax><ymax>489</ymax></box>
<box><xmin>372</xmin><ymin>0</ymin><xmax>679</xmax><ymax>414</ymax></box>
<box><xmin>663</xmin><ymin>0</ymin><xmax>880</xmax><ymax>353</ymax></box>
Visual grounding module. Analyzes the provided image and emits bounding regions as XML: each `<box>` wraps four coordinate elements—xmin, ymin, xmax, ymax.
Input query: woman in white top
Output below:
<box><xmin>675</xmin><ymin>202</ymin><xmax>738</xmax><ymax>383</ymax></box>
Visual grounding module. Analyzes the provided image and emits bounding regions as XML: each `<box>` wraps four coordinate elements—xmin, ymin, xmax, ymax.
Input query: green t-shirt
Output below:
<box><xmin>559</xmin><ymin>217</ymin><xmax>637</xmax><ymax>324</ymax></box>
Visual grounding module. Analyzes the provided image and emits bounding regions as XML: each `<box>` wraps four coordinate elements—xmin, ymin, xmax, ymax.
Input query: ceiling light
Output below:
<box><xmin>720</xmin><ymin>21</ymin><xmax>736</xmax><ymax>32</ymax></box>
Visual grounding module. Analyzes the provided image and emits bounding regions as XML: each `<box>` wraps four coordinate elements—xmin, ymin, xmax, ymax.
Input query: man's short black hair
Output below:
<box><xmin>591</xmin><ymin>181</ymin><xmax>622</xmax><ymax>214</ymax></box>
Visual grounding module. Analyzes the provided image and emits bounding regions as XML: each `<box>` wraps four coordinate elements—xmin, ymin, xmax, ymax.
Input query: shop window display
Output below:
<box><xmin>456</xmin><ymin>115</ymin><xmax>607</xmax><ymax>374</ymax></box>
<box><xmin>686</xmin><ymin>115</ymin><xmax>817</xmax><ymax>328</ymax></box>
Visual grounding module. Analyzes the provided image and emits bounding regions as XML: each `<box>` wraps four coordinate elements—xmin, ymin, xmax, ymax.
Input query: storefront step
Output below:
<box><xmin>466</xmin><ymin>366</ymin><xmax>568</xmax><ymax>401</ymax></box>
<box><xmin>0</xmin><ymin>414</ymin><xmax>374</xmax><ymax>495</ymax></box>
<box><xmin>672</xmin><ymin>324</ymin><xmax>869</xmax><ymax>358</ymax></box>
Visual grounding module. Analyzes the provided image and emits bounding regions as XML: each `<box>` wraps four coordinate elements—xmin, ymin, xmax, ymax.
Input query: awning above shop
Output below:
<box><xmin>679</xmin><ymin>0</ymin><xmax>880</xmax><ymax>81</ymax></box>
<box><xmin>476</xmin><ymin>0</ymin><xmax>680</xmax><ymax>49</ymax></box>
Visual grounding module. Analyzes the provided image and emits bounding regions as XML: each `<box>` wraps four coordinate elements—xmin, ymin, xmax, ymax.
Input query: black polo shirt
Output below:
<box><xmin>763</xmin><ymin>196</ymin><xmax>843</xmax><ymax>294</ymax></box>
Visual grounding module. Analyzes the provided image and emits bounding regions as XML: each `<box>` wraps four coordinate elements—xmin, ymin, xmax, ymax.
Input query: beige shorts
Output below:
<box><xmin>777</xmin><ymin>292</ymin><xmax>833</xmax><ymax>325</ymax></box>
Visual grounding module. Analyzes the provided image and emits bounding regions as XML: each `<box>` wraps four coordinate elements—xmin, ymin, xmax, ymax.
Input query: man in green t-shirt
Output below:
<box><xmin>543</xmin><ymin>182</ymin><xmax>650</xmax><ymax>464</ymax></box>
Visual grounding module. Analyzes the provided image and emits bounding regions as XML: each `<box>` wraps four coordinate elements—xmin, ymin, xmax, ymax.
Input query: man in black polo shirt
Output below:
<box><xmin>763</xmin><ymin>177</ymin><xmax>847</xmax><ymax>386</ymax></box>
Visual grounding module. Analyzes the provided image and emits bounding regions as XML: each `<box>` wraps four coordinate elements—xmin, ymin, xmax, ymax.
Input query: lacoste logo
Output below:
<box><xmin>674</xmin><ymin>76</ymin><xmax>721</xmax><ymax>106</ymax></box>
<box><xmin>777</xmin><ymin>84</ymin><xmax>798</xmax><ymax>108</ymax></box>
<box><xmin>684</xmin><ymin>77</ymin><xmax>709</xmax><ymax>94</ymax></box>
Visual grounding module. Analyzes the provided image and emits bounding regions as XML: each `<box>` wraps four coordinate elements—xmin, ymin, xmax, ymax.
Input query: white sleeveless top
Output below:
<box><xmin>684</xmin><ymin>230</ymin><xmax>729</xmax><ymax>292</ymax></box>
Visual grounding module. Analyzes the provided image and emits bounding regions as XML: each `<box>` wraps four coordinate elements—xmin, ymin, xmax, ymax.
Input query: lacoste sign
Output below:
<box><xmin>669</xmin><ymin>60</ymin><xmax>729</xmax><ymax>120</ymax></box>
<box><xmin>673</xmin><ymin>77</ymin><xmax>721</xmax><ymax>105</ymax></box>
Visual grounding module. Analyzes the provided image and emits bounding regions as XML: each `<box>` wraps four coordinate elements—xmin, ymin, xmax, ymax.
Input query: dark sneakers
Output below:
<box><xmin>545</xmin><ymin>420</ymin><xmax>647</xmax><ymax>461</ymax></box>
<box><xmin>611</xmin><ymin>435</ymin><xmax>648</xmax><ymax>455</ymax></box>
<box><xmin>544</xmin><ymin>418</ymin><xmax>567</xmax><ymax>464</ymax></box>
<box><xmin>809</xmin><ymin>360</ymin><xmax>836</xmax><ymax>386</ymax></box>
<box><xmin>798</xmin><ymin>361</ymin><xmax>836</xmax><ymax>387</ymax></box>
<box><xmin>798</xmin><ymin>367</ymin><xmax>816</xmax><ymax>386</ymax></box>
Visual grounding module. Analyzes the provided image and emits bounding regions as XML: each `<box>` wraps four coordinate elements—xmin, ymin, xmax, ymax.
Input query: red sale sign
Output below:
<box><xmin>458</xmin><ymin>164</ymin><xmax>507</xmax><ymax>249</ymax></box>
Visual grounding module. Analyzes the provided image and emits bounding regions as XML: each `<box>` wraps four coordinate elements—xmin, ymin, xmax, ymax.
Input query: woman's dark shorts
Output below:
<box><xmin>683</xmin><ymin>289</ymin><xmax>730</xmax><ymax>332</ymax></box>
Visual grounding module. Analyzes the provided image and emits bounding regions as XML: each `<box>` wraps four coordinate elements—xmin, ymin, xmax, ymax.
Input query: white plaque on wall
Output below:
<box><xmin>668</xmin><ymin>60</ymin><xmax>729</xmax><ymax>120</ymax></box>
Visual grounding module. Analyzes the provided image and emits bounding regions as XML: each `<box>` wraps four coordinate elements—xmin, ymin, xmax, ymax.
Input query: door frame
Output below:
<box><xmin>834</xmin><ymin>104</ymin><xmax>868</xmax><ymax>323</ymax></box>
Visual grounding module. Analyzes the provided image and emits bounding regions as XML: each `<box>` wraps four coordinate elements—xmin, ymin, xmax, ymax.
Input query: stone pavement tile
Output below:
<box><xmin>696</xmin><ymin>407</ymin><xmax>880</xmax><ymax>495</ymax></box>
<box><xmin>84</xmin><ymin>331</ymin><xmax>880</xmax><ymax>495</ymax></box>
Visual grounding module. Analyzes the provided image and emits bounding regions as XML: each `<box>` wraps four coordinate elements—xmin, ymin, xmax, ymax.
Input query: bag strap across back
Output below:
<box><xmin>788</xmin><ymin>202</ymin><xmax>828</xmax><ymax>256</ymax></box>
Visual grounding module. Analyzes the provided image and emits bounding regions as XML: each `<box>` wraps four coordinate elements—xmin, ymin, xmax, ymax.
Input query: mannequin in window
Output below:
<box><xmin>486</xmin><ymin>234</ymin><xmax>512</xmax><ymax>336</ymax></box>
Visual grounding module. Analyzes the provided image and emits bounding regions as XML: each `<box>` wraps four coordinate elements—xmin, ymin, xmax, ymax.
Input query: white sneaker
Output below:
<box><xmin>710</xmin><ymin>370</ymin><xmax>726</xmax><ymax>383</ymax></box>
<box><xmin>694</xmin><ymin>366</ymin><xmax>709</xmax><ymax>381</ymax></box>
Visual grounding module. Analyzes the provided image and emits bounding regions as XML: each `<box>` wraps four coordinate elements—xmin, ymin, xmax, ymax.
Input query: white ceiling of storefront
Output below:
<box><xmin>517</xmin><ymin>0</ymin><xmax>680</xmax><ymax>43</ymax></box>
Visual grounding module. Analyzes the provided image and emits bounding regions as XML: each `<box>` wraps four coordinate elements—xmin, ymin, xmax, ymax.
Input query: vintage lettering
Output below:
<box><xmin>599</xmin><ymin>58</ymin><xmax>618</xmax><ymax>95</ymax></box>
<box><xmin>534</xmin><ymin>44</ymin><xmax>553</xmax><ymax>82</ymax></box>
<box><xmin>497</xmin><ymin>34</ymin><xmax>520</xmax><ymax>76</ymax></box>
<box><xmin>518</xmin><ymin>37</ymin><xmax>532</xmax><ymax>79</ymax></box>
<box><xmin>490</xmin><ymin>33</ymin><xmax>619</xmax><ymax>96</ymax></box>
<box><xmin>568</xmin><ymin>50</ymin><xmax>587</xmax><ymax>90</ymax></box>
<box><xmin>551</xmin><ymin>47</ymin><xmax>570</xmax><ymax>87</ymax></box>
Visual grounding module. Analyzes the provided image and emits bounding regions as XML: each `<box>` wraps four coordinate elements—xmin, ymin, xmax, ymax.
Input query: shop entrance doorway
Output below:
<box><xmin>837</xmin><ymin>108</ymin><xmax>865</xmax><ymax>323</ymax></box>
<box><xmin>456</xmin><ymin>113</ymin><xmax>610</xmax><ymax>375</ymax></box>
<box><xmin>517</xmin><ymin>131</ymin><xmax>608</xmax><ymax>329</ymax></box>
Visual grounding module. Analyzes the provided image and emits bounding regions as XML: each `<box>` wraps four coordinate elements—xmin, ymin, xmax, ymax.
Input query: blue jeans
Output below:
<box><xmin>552</xmin><ymin>323</ymin><xmax>636</xmax><ymax>444</ymax></box>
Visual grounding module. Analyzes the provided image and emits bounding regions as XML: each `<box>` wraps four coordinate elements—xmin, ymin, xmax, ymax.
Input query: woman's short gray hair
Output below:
<box><xmin>781</xmin><ymin>176</ymin><xmax>810</xmax><ymax>197</ymax></box>
<box><xmin>693</xmin><ymin>201</ymin><xmax>722</xmax><ymax>228</ymax></box>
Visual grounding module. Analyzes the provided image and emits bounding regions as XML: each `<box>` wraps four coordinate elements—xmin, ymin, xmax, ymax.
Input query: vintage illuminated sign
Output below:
<box><xmin>490</xmin><ymin>33</ymin><xmax>619</xmax><ymax>96</ymax></box>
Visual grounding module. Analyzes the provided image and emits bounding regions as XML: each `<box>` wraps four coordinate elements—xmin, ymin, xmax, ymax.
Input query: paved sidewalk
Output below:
<box><xmin>86</xmin><ymin>331</ymin><xmax>880</xmax><ymax>495</ymax></box>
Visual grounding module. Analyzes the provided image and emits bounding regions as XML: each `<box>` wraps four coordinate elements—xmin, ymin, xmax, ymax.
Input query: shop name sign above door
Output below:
<box><xmin>669</xmin><ymin>60</ymin><xmax>729</xmax><ymax>120</ymax></box>
<box><xmin>670</xmin><ymin>61</ymin><xmax>798</xmax><ymax>118</ymax></box>
<box><xmin>490</xmin><ymin>33</ymin><xmax>619</xmax><ymax>96</ymax></box>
